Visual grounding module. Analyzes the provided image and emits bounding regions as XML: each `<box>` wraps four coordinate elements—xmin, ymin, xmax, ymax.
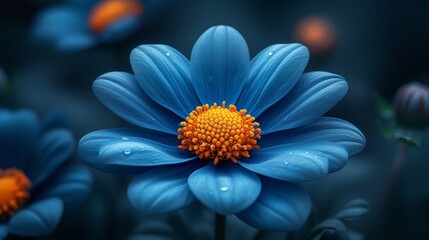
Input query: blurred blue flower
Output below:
<box><xmin>78</xmin><ymin>25</ymin><xmax>365</xmax><ymax>231</ymax></box>
<box><xmin>0</xmin><ymin>109</ymin><xmax>92</xmax><ymax>239</ymax></box>
<box><xmin>308</xmin><ymin>199</ymin><xmax>369</xmax><ymax>240</ymax></box>
<box><xmin>32</xmin><ymin>0</ymin><xmax>171</xmax><ymax>52</ymax></box>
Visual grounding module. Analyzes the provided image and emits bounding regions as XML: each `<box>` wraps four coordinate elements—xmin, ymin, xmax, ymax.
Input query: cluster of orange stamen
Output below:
<box><xmin>88</xmin><ymin>0</ymin><xmax>144</xmax><ymax>34</ymax></box>
<box><xmin>0</xmin><ymin>168</ymin><xmax>31</xmax><ymax>221</ymax></box>
<box><xmin>178</xmin><ymin>101</ymin><xmax>261</xmax><ymax>165</ymax></box>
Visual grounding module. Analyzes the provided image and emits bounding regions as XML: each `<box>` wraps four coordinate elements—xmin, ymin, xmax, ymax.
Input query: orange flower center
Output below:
<box><xmin>88</xmin><ymin>0</ymin><xmax>144</xmax><ymax>34</ymax></box>
<box><xmin>178</xmin><ymin>101</ymin><xmax>261</xmax><ymax>165</ymax></box>
<box><xmin>0</xmin><ymin>168</ymin><xmax>31</xmax><ymax>221</ymax></box>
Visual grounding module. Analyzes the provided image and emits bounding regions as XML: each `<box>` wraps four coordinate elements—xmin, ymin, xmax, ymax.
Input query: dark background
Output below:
<box><xmin>1</xmin><ymin>0</ymin><xmax>429</xmax><ymax>239</ymax></box>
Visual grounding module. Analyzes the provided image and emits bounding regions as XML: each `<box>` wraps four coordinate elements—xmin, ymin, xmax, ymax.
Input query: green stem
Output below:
<box><xmin>373</xmin><ymin>143</ymin><xmax>408</xmax><ymax>229</ymax></box>
<box><xmin>382</xmin><ymin>143</ymin><xmax>408</xmax><ymax>207</ymax></box>
<box><xmin>215</xmin><ymin>213</ymin><xmax>226</xmax><ymax>240</ymax></box>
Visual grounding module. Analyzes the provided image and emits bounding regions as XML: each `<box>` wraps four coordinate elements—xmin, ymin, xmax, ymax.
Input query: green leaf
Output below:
<box><xmin>375</xmin><ymin>93</ymin><xmax>394</xmax><ymax>119</ymax></box>
<box><xmin>376</xmin><ymin>122</ymin><xmax>397</xmax><ymax>139</ymax></box>
<box><xmin>375</xmin><ymin>93</ymin><xmax>399</xmax><ymax>140</ymax></box>
<box><xmin>394</xmin><ymin>128</ymin><xmax>423</xmax><ymax>148</ymax></box>
<box><xmin>374</xmin><ymin>93</ymin><xmax>425</xmax><ymax>148</ymax></box>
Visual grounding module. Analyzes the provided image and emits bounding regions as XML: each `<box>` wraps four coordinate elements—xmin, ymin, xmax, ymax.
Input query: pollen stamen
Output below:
<box><xmin>178</xmin><ymin>101</ymin><xmax>261</xmax><ymax>165</ymax></box>
<box><xmin>0</xmin><ymin>168</ymin><xmax>31</xmax><ymax>221</ymax></box>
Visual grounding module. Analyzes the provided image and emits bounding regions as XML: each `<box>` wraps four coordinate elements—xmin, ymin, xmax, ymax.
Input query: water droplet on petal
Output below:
<box><xmin>220</xmin><ymin>187</ymin><xmax>229</xmax><ymax>192</ymax></box>
<box><xmin>288</xmin><ymin>152</ymin><xmax>293</xmax><ymax>155</ymax></box>
<box><xmin>305</xmin><ymin>151</ymin><xmax>309</xmax><ymax>154</ymax></box>
<box><xmin>121</xmin><ymin>137</ymin><xmax>129</xmax><ymax>141</ymax></box>
<box><xmin>284</xmin><ymin>161</ymin><xmax>289</xmax><ymax>165</ymax></box>
<box><xmin>165</xmin><ymin>52</ymin><xmax>171</xmax><ymax>56</ymax></box>
<box><xmin>123</xmin><ymin>149</ymin><xmax>132</xmax><ymax>155</ymax></box>
<box><xmin>268</xmin><ymin>51</ymin><xmax>273</xmax><ymax>56</ymax></box>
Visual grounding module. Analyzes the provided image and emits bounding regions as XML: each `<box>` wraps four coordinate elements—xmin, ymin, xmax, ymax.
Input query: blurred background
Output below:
<box><xmin>1</xmin><ymin>0</ymin><xmax>429</xmax><ymax>239</ymax></box>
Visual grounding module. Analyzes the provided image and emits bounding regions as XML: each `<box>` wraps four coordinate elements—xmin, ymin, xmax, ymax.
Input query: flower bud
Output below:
<box><xmin>394</xmin><ymin>82</ymin><xmax>429</xmax><ymax>128</ymax></box>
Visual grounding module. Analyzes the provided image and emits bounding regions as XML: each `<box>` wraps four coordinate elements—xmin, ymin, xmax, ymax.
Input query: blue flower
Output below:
<box><xmin>0</xmin><ymin>109</ymin><xmax>92</xmax><ymax>239</ymax></box>
<box><xmin>32</xmin><ymin>0</ymin><xmax>170</xmax><ymax>52</ymax></box>
<box><xmin>78</xmin><ymin>25</ymin><xmax>365</xmax><ymax>231</ymax></box>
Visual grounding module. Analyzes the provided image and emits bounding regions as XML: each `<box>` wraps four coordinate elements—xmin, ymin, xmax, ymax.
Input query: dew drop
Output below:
<box><xmin>284</xmin><ymin>161</ymin><xmax>289</xmax><ymax>165</ymax></box>
<box><xmin>123</xmin><ymin>149</ymin><xmax>132</xmax><ymax>155</ymax></box>
<box><xmin>220</xmin><ymin>187</ymin><xmax>229</xmax><ymax>192</ymax></box>
<box><xmin>305</xmin><ymin>151</ymin><xmax>309</xmax><ymax>154</ymax></box>
<box><xmin>268</xmin><ymin>51</ymin><xmax>273</xmax><ymax>56</ymax></box>
<box><xmin>121</xmin><ymin>137</ymin><xmax>129</xmax><ymax>141</ymax></box>
<box><xmin>288</xmin><ymin>152</ymin><xmax>293</xmax><ymax>155</ymax></box>
<box><xmin>165</xmin><ymin>52</ymin><xmax>171</xmax><ymax>56</ymax></box>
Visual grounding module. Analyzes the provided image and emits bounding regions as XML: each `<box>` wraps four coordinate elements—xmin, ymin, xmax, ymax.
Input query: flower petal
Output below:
<box><xmin>237</xmin><ymin>44</ymin><xmax>309</xmax><ymax>117</ymax></box>
<box><xmin>236</xmin><ymin>179</ymin><xmax>311</xmax><ymax>231</ymax></box>
<box><xmin>190</xmin><ymin>25</ymin><xmax>250</xmax><ymax>104</ymax></box>
<box><xmin>333</xmin><ymin>199</ymin><xmax>370</xmax><ymax>220</ymax></box>
<box><xmin>78</xmin><ymin>128</ymin><xmax>196</xmax><ymax>174</ymax></box>
<box><xmin>130</xmin><ymin>45</ymin><xmax>200</xmax><ymax>118</ymax></box>
<box><xmin>32</xmin><ymin>6</ymin><xmax>95</xmax><ymax>52</ymax></box>
<box><xmin>99</xmin><ymin>142</ymin><xmax>196</xmax><ymax>167</ymax></box>
<box><xmin>0</xmin><ymin>110</ymin><xmax>39</xmax><ymax>170</ymax></box>
<box><xmin>8</xmin><ymin>198</ymin><xmax>63</xmax><ymax>237</ymax></box>
<box><xmin>239</xmin><ymin>141</ymin><xmax>348</xmax><ymax>182</ymax></box>
<box><xmin>259</xmin><ymin>72</ymin><xmax>349</xmax><ymax>133</ymax></box>
<box><xmin>0</xmin><ymin>224</ymin><xmax>7</xmax><ymax>240</ymax></box>
<box><xmin>34</xmin><ymin>165</ymin><xmax>93</xmax><ymax>210</ymax></box>
<box><xmin>55</xmin><ymin>33</ymin><xmax>97</xmax><ymax>52</ymax></box>
<box><xmin>100</xmin><ymin>16</ymin><xmax>141</xmax><ymax>42</ymax></box>
<box><xmin>262</xmin><ymin>117</ymin><xmax>366</xmax><ymax>159</ymax></box>
<box><xmin>128</xmin><ymin>162</ymin><xmax>203</xmax><ymax>215</ymax></box>
<box><xmin>40</xmin><ymin>109</ymin><xmax>71</xmax><ymax>132</ymax></box>
<box><xmin>28</xmin><ymin>129</ymin><xmax>74</xmax><ymax>187</ymax></box>
<box><xmin>188</xmin><ymin>162</ymin><xmax>261</xmax><ymax>215</ymax></box>
<box><xmin>32</xmin><ymin>6</ymin><xmax>86</xmax><ymax>43</ymax></box>
<box><xmin>93</xmin><ymin>71</ymin><xmax>181</xmax><ymax>134</ymax></box>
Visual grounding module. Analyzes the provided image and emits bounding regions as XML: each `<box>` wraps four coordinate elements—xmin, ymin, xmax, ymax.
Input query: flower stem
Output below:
<box><xmin>374</xmin><ymin>143</ymin><xmax>408</xmax><ymax>227</ymax></box>
<box><xmin>215</xmin><ymin>213</ymin><xmax>226</xmax><ymax>240</ymax></box>
<box><xmin>382</xmin><ymin>143</ymin><xmax>408</xmax><ymax>206</ymax></box>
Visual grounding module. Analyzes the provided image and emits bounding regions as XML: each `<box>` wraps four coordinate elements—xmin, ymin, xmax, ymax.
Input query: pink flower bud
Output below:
<box><xmin>394</xmin><ymin>82</ymin><xmax>429</xmax><ymax>128</ymax></box>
